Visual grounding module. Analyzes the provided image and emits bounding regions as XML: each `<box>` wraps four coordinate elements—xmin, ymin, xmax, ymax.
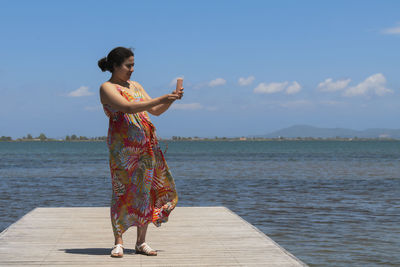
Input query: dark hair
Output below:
<box><xmin>98</xmin><ymin>46</ymin><xmax>134</xmax><ymax>73</ymax></box>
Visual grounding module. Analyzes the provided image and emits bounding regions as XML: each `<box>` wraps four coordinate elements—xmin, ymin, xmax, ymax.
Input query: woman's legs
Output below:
<box><xmin>113</xmin><ymin>223</ymin><xmax>149</xmax><ymax>246</ymax></box>
<box><xmin>136</xmin><ymin>223</ymin><xmax>149</xmax><ymax>245</ymax></box>
<box><xmin>115</xmin><ymin>235</ymin><xmax>123</xmax><ymax>245</ymax></box>
<box><xmin>111</xmin><ymin>234</ymin><xmax>124</xmax><ymax>257</ymax></box>
<box><xmin>136</xmin><ymin>223</ymin><xmax>157</xmax><ymax>255</ymax></box>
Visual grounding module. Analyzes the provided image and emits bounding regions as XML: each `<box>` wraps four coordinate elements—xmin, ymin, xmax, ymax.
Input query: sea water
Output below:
<box><xmin>0</xmin><ymin>140</ymin><xmax>399</xmax><ymax>266</ymax></box>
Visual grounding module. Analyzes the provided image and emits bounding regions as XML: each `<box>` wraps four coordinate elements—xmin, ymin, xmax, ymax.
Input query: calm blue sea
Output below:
<box><xmin>0</xmin><ymin>141</ymin><xmax>399</xmax><ymax>266</ymax></box>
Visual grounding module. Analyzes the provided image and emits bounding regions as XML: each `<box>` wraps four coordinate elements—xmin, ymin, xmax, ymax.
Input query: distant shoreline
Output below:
<box><xmin>4</xmin><ymin>124</ymin><xmax>400</xmax><ymax>142</ymax></box>
<box><xmin>1</xmin><ymin>137</ymin><xmax>399</xmax><ymax>142</ymax></box>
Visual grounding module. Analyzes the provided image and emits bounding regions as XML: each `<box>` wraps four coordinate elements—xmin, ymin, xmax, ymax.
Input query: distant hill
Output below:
<box><xmin>255</xmin><ymin>125</ymin><xmax>400</xmax><ymax>139</ymax></box>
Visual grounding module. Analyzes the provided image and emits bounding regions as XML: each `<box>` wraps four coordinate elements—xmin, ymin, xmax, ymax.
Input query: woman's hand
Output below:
<box><xmin>160</xmin><ymin>93</ymin><xmax>180</xmax><ymax>104</ymax></box>
<box><xmin>174</xmin><ymin>87</ymin><xmax>184</xmax><ymax>99</ymax></box>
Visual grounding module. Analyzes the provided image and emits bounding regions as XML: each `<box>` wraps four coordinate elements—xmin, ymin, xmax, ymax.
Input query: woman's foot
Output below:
<box><xmin>135</xmin><ymin>242</ymin><xmax>157</xmax><ymax>256</ymax></box>
<box><xmin>110</xmin><ymin>243</ymin><xmax>124</xmax><ymax>257</ymax></box>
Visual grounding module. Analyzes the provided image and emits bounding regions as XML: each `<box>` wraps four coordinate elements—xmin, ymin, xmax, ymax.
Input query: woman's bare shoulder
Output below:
<box><xmin>100</xmin><ymin>81</ymin><xmax>117</xmax><ymax>92</ymax></box>
<box><xmin>100</xmin><ymin>81</ymin><xmax>112</xmax><ymax>88</ymax></box>
<box><xmin>99</xmin><ymin>82</ymin><xmax>118</xmax><ymax>104</ymax></box>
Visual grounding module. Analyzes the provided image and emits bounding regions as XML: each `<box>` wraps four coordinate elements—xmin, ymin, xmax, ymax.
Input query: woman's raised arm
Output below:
<box><xmin>100</xmin><ymin>82</ymin><xmax>179</xmax><ymax>114</ymax></box>
<box><xmin>133</xmin><ymin>81</ymin><xmax>183</xmax><ymax>116</ymax></box>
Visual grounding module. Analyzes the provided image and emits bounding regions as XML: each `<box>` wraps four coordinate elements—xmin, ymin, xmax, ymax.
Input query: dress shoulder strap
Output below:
<box><xmin>114</xmin><ymin>84</ymin><xmax>123</xmax><ymax>93</ymax></box>
<box><xmin>129</xmin><ymin>80</ymin><xmax>139</xmax><ymax>91</ymax></box>
<box><xmin>129</xmin><ymin>81</ymin><xmax>144</xmax><ymax>98</ymax></box>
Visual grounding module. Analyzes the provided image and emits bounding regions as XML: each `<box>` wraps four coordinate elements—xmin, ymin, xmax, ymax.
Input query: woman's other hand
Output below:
<box><xmin>174</xmin><ymin>87</ymin><xmax>184</xmax><ymax>99</ymax></box>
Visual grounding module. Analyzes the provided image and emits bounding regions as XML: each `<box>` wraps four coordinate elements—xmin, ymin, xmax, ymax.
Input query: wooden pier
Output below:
<box><xmin>0</xmin><ymin>207</ymin><xmax>307</xmax><ymax>266</ymax></box>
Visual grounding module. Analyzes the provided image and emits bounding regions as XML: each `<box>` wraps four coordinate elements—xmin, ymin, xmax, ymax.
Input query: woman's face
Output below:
<box><xmin>114</xmin><ymin>56</ymin><xmax>134</xmax><ymax>81</ymax></box>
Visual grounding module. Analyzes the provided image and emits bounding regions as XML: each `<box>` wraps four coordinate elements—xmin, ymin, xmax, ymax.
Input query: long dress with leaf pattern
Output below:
<box><xmin>102</xmin><ymin>80</ymin><xmax>178</xmax><ymax>237</ymax></box>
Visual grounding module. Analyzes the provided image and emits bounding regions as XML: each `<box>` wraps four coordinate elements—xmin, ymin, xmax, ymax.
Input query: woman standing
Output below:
<box><xmin>98</xmin><ymin>47</ymin><xmax>182</xmax><ymax>257</ymax></box>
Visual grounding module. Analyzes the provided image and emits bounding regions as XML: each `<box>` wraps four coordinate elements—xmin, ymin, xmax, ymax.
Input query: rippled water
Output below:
<box><xmin>0</xmin><ymin>141</ymin><xmax>399</xmax><ymax>266</ymax></box>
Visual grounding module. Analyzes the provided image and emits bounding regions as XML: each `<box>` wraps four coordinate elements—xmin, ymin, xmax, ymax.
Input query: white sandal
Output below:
<box><xmin>110</xmin><ymin>243</ymin><xmax>124</xmax><ymax>257</ymax></box>
<box><xmin>135</xmin><ymin>242</ymin><xmax>157</xmax><ymax>256</ymax></box>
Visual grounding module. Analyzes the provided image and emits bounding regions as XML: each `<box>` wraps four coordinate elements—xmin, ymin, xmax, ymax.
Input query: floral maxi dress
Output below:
<box><xmin>102</xmin><ymin>81</ymin><xmax>178</xmax><ymax>237</ymax></box>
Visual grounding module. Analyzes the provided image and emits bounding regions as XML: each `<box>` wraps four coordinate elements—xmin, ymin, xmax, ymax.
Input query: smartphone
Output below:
<box><xmin>176</xmin><ymin>78</ymin><xmax>183</xmax><ymax>93</ymax></box>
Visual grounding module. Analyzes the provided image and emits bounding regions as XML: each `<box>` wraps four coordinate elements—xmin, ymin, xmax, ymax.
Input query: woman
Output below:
<box><xmin>98</xmin><ymin>46</ymin><xmax>183</xmax><ymax>258</ymax></box>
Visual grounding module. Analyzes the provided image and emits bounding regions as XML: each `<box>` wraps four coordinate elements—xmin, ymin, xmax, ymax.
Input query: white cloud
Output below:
<box><xmin>68</xmin><ymin>86</ymin><xmax>94</xmax><ymax>97</ymax></box>
<box><xmin>381</xmin><ymin>23</ymin><xmax>400</xmax><ymax>35</ymax></box>
<box><xmin>238</xmin><ymin>76</ymin><xmax>255</xmax><ymax>86</ymax></box>
<box><xmin>192</xmin><ymin>78</ymin><xmax>226</xmax><ymax>89</ymax></box>
<box><xmin>286</xmin><ymin>81</ymin><xmax>302</xmax><ymax>95</ymax></box>
<box><xmin>343</xmin><ymin>73</ymin><xmax>393</xmax><ymax>97</ymax></box>
<box><xmin>254</xmin><ymin>82</ymin><xmax>288</xmax><ymax>94</ymax></box>
<box><xmin>169</xmin><ymin>76</ymin><xmax>185</xmax><ymax>87</ymax></box>
<box><xmin>317</xmin><ymin>78</ymin><xmax>351</xmax><ymax>92</ymax></box>
<box><xmin>254</xmin><ymin>81</ymin><xmax>301</xmax><ymax>94</ymax></box>
<box><xmin>209</xmin><ymin>78</ymin><xmax>226</xmax><ymax>87</ymax></box>
<box><xmin>171</xmin><ymin>103</ymin><xmax>203</xmax><ymax>110</ymax></box>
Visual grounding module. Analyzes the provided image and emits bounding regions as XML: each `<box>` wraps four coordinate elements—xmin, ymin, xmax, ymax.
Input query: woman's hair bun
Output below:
<box><xmin>98</xmin><ymin>57</ymin><xmax>110</xmax><ymax>72</ymax></box>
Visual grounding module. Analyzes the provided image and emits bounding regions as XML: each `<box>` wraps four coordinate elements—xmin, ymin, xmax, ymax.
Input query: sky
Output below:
<box><xmin>1</xmin><ymin>0</ymin><xmax>399</xmax><ymax>139</ymax></box>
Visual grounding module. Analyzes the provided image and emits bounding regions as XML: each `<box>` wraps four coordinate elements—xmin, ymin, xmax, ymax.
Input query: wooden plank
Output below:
<box><xmin>0</xmin><ymin>207</ymin><xmax>307</xmax><ymax>266</ymax></box>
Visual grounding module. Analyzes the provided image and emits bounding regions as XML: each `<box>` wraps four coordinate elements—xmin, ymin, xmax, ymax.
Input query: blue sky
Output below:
<box><xmin>1</xmin><ymin>0</ymin><xmax>399</xmax><ymax>138</ymax></box>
